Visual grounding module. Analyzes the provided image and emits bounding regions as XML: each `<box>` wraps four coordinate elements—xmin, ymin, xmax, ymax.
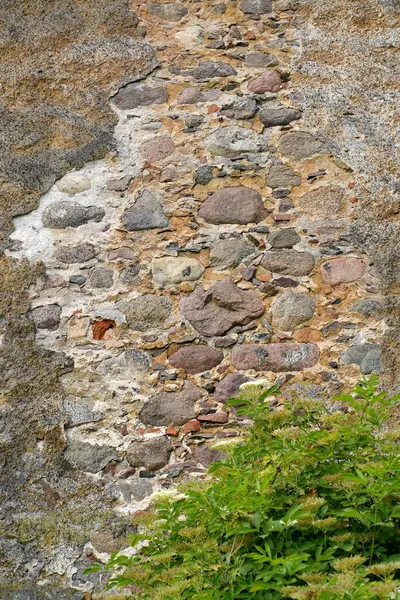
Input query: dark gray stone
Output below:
<box><xmin>184</xmin><ymin>61</ymin><xmax>237</xmax><ymax>80</ymax></box>
<box><xmin>31</xmin><ymin>304</ymin><xmax>62</xmax><ymax>330</ymax></box>
<box><xmin>268</xmin><ymin>228</ymin><xmax>300</xmax><ymax>248</ymax></box>
<box><xmin>118</xmin><ymin>294</ymin><xmax>172</xmax><ymax>331</ymax></box>
<box><xmin>64</xmin><ymin>440</ymin><xmax>117</xmax><ymax>473</ymax></box>
<box><xmin>140</xmin><ymin>381</ymin><xmax>203</xmax><ymax>426</ymax></box>
<box><xmin>195</xmin><ymin>165</ymin><xmax>213</xmax><ymax>185</ymax></box>
<box><xmin>350</xmin><ymin>299</ymin><xmax>383</xmax><ymax>316</ymax></box>
<box><xmin>56</xmin><ymin>242</ymin><xmax>95</xmax><ymax>263</ymax></box>
<box><xmin>148</xmin><ymin>2</ymin><xmax>188</xmax><ymax>21</ymax></box>
<box><xmin>89</xmin><ymin>268</ymin><xmax>114</xmax><ymax>288</ymax></box>
<box><xmin>266</xmin><ymin>164</ymin><xmax>301</xmax><ymax>189</ymax></box>
<box><xmin>112</xmin><ymin>82</ymin><xmax>168</xmax><ymax>109</ymax></box>
<box><xmin>127</xmin><ymin>436</ymin><xmax>172</xmax><ymax>471</ymax></box>
<box><xmin>42</xmin><ymin>201</ymin><xmax>105</xmax><ymax>228</ymax></box>
<box><xmin>121</xmin><ymin>190</ymin><xmax>169</xmax><ymax>230</ymax></box>
<box><xmin>210</xmin><ymin>238</ymin><xmax>254</xmax><ymax>269</ymax></box>
<box><xmin>69</xmin><ymin>275</ymin><xmax>86</xmax><ymax>284</ymax></box>
<box><xmin>185</xmin><ymin>114</ymin><xmax>205</xmax><ymax>129</ymax></box>
<box><xmin>261</xmin><ymin>249</ymin><xmax>315</xmax><ymax>276</ymax></box>
<box><xmin>259</xmin><ymin>107</ymin><xmax>302</xmax><ymax>127</ymax></box>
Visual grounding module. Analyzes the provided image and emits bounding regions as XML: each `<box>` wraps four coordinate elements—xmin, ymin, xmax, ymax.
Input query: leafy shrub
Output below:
<box><xmin>88</xmin><ymin>376</ymin><xmax>400</xmax><ymax>599</ymax></box>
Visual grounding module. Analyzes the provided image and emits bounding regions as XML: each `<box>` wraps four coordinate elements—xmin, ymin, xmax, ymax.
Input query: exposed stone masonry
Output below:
<box><xmin>3</xmin><ymin>0</ymin><xmax>393</xmax><ymax>596</ymax></box>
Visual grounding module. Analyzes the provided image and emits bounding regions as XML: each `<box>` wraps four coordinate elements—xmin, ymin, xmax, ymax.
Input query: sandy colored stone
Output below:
<box><xmin>261</xmin><ymin>249</ymin><xmax>315</xmax><ymax>276</ymax></box>
<box><xmin>298</xmin><ymin>185</ymin><xmax>345</xmax><ymax>218</ymax></box>
<box><xmin>56</xmin><ymin>173</ymin><xmax>91</xmax><ymax>195</ymax></box>
<box><xmin>152</xmin><ymin>256</ymin><xmax>204</xmax><ymax>286</ymax></box>
<box><xmin>278</xmin><ymin>132</ymin><xmax>328</xmax><ymax>161</ymax></box>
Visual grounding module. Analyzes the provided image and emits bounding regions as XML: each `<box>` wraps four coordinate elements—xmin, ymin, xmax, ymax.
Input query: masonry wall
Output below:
<box><xmin>1</xmin><ymin>0</ymin><xmax>398</xmax><ymax>597</ymax></box>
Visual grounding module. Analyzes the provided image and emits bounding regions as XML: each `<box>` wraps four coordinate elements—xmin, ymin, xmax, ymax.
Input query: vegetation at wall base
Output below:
<box><xmin>87</xmin><ymin>376</ymin><xmax>400</xmax><ymax>599</ymax></box>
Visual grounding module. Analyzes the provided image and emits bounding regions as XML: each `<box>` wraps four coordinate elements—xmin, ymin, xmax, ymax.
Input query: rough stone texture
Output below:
<box><xmin>89</xmin><ymin>268</ymin><xmax>114</xmax><ymax>289</ymax></box>
<box><xmin>262</xmin><ymin>250</ymin><xmax>315</xmax><ymax>276</ymax></box>
<box><xmin>232</xmin><ymin>343</ymin><xmax>320</xmax><ymax>371</ymax></box>
<box><xmin>140</xmin><ymin>135</ymin><xmax>176</xmax><ymax>162</ymax></box>
<box><xmin>205</xmin><ymin>126</ymin><xmax>267</xmax><ymax>156</ymax></box>
<box><xmin>140</xmin><ymin>382</ymin><xmax>203</xmax><ymax>426</ymax></box>
<box><xmin>278</xmin><ymin>132</ymin><xmax>328</xmax><ymax>161</ymax></box>
<box><xmin>248</xmin><ymin>71</ymin><xmax>283</xmax><ymax>94</ymax></box>
<box><xmin>184</xmin><ymin>61</ymin><xmax>237</xmax><ymax>80</ymax></box>
<box><xmin>31</xmin><ymin>304</ymin><xmax>62</xmax><ymax>331</ymax></box>
<box><xmin>1</xmin><ymin>0</ymin><xmax>396</xmax><ymax>593</ymax></box>
<box><xmin>64</xmin><ymin>441</ymin><xmax>117</xmax><ymax>473</ymax></box>
<box><xmin>148</xmin><ymin>2</ymin><xmax>188</xmax><ymax>21</ymax></box>
<box><xmin>152</xmin><ymin>256</ymin><xmax>204</xmax><ymax>286</ymax></box>
<box><xmin>42</xmin><ymin>202</ymin><xmax>105</xmax><ymax>229</ymax></box>
<box><xmin>271</xmin><ymin>291</ymin><xmax>316</xmax><ymax>330</ymax></box>
<box><xmin>111</xmin><ymin>82</ymin><xmax>168</xmax><ymax>109</ymax></box>
<box><xmin>119</xmin><ymin>294</ymin><xmax>172</xmax><ymax>331</ymax></box>
<box><xmin>298</xmin><ymin>185</ymin><xmax>345</xmax><ymax>218</ymax></box>
<box><xmin>56</xmin><ymin>243</ymin><xmax>96</xmax><ymax>264</ymax></box>
<box><xmin>214</xmin><ymin>373</ymin><xmax>249</xmax><ymax>402</ymax></box>
<box><xmin>321</xmin><ymin>258</ymin><xmax>366</xmax><ymax>286</ymax></box>
<box><xmin>56</xmin><ymin>174</ymin><xmax>91</xmax><ymax>195</ymax></box>
<box><xmin>0</xmin><ymin>0</ymin><xmax>157</xmax><ymax>246</ymax></box>
<box><xmin>180</xmin><ymin>279</ymin><xmax>265</xmax><ymax>336</ymax></box>
<box><xmin>259</xmin><ymin>107</ymin><xmax>302</xmax><ymax>127</ymax></box>
<box><xmin>198</xmin><ymin>187</ymin><xmax>267</xmax><ymax>225</ymax></box>
<box><xmin>341</xmin><ymin>343</ymin><xmax>382</xmax><ymax>375</ymax></box>
<box><xmin>168</xmin><ymin>345</ymin><xmax>223</xmax><ymax>374</ymax></box>
<box><xmin>219</xmin><ymin>99</ymin><xmax>259</xmax><ymax>120</ymax></box>
<box><xmin>267</xmin><ymin>229</ymin><xmax>300</xmax><ymax>248</ymax></box>
<box><xmin>266</xmin><ymin>165</ymin><xmax>301</xmax><ymax>189</ymax></box>
<box><xmin>245</xmin><ymin>53</ymin><xmax>278</xmax><ymax>68</ymax></box>
<box><xmin>127</xmin><ymin>437</ymin><xmax>173</xmax><ymax>471</ymax></box>
<box><xmin>121</xmin><ymin>190</ymin><xmax>169</xmax><ymax>230</ymax></box>
<box><xmin>210</xmin><ymin>238</ymin><xmax>254</xmax><ymax>269</ymax></box>
<box><xmin>240</xmin><ymin>0</ymin><xmax>272</xmax><ymax>14</ymax></box>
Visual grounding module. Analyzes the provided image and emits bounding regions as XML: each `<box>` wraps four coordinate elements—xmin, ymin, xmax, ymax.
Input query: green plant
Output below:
<box><xmin>87</xmin><ymin>376</ymin><xmax>400</xmax><ymax>599</ymax></box>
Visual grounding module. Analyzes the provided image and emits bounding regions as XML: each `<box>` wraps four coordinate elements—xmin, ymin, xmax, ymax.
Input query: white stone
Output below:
<box><xmin>152</xmin><ymin>256</ymin><xmax>204</xmax><ymax>286</ymax></box>
<box><xmin>175</xmin><ymin>26</ymin><xmax>204</xmax><ymax>49</ymax></box>
<box><xmin>56</xmin><ymin>172</ymin><xmax>91</xmax><ymax>194</ymax></box>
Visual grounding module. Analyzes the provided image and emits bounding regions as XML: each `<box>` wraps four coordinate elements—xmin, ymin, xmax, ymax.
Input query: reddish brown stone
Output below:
<box><xmin>232</xmin><ymin>343</ymin><xmax>320</xmax><ymax>371</ymax></box>
<box><xmin>181</xmin><ymin>419</ymin><xmax>201</xmax><ymax>433</ymax></box>
<box><xmin>179</xmin><ymin>279</ymin><xmax>265</xmax><ymax>337</ymax></box>
<box><xmin>91</xmin><ymin>318</ymin><xmax>116</xmax><ymax>341</ymax></box>
<box><xmin>198</xmin><ymin>186</ymin><xmax>267</xmax><ymax>225</ymax></box>
<box><xmin>321</xmin><ymin>258</ymin><xmax>366</xmax><ymax>285</ymax></box>
<box><xmin>168</xmin><ymin>345</ymin><xmax>223</xmax><ymax>374</ymax></box>
<box><xmin>198</xmin><ymin>412</ymin><xmax>229</xmax><ymax>424</ymax></box>
<box><xmin>248</xmin><ymin>70</ymin><xmax>282</xmax><ymax>94</ymax></box>
<box><xmin>166</xmin><ymin>427</ymin><xmax>179</xmax><ymax>436</ymax></box>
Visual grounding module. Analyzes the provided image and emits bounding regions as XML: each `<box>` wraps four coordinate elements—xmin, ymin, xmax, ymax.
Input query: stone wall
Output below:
<box><xmin>1</xmin><ymin>0</ymin><xmax>398</xmax><ymax>597</ymax></box>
